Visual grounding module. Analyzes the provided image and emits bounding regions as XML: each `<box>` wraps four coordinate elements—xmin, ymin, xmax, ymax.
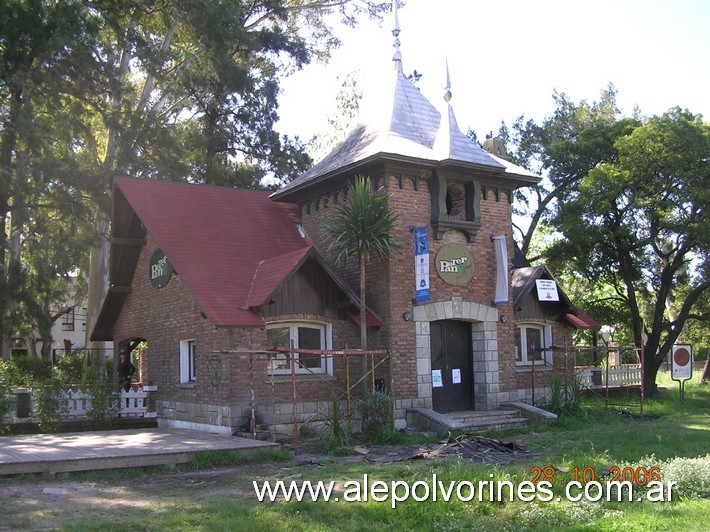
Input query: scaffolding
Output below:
<box><xmin>529</xmin><ymin>342</ymin><xmax>645</xmax><ymax>414</ymax></box>
<box><xmin>244</xmin><ymin>345</ymin><xmax>391</xmax><ymax>454</ymax></box>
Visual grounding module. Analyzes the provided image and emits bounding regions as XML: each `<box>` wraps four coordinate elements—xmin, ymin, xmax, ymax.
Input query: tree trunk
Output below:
<box><xmin>83</xmin><ymin>208</ymin><xmax>111</xmax><ymax>367</ymax></box>
<box><xmin>83</xmin><ymin>18</ymin><xmax>134</xmax><ymax>370</ymax></box>
<box><xmin>0</xmin><ymin>202</ymin><xmax>8</xmax><ymax>360</ymax></box>
<box><xmin>359</xmin><ymin>254</ymin><xmax>368</xmax><ymax>397</ymax></box>
<box><xmin>0</xmin><ymin>90</ymin><xmax>20</xmax><ymax>360</ymax></box>
<box><xmin>699</xmin><ymin>356</ymin><xmax>710</xmax><ymax>383</ymax></box>
<box><xmin>642</xmin><ymin>346</ymin><xmax>663</xmax><ymax>397</ymax></box>
<box><xmin>6</xmin><ymin>193</ymin><xmax>24</xmax><ymax>358</ymax></box>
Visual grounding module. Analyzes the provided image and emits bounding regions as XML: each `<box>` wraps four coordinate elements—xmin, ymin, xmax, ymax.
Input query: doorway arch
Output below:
<box><xmin>412</xmin><ymin>297</ymin><xmax>501</xmax><ymax>410</ymax></box>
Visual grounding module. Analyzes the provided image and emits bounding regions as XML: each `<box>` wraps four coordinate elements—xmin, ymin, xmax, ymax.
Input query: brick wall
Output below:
<box><xmin>513</xmin><ymin>318</ymin><xmax>577</xmax><ymax>404</ymax></box>
<box><xmin>296</xmin><ymin>165</ymin><xmax>523</xmax><ymax>413</ymax></box>
<box><xmin>113</xmin><ymin>234</ymin><xmax>367</xmax><ymax>432</ymax></box>
<box><xmin>115</xmin><ymin>161</ymin><xmax>542</xmax><ymax>430</ymax></box>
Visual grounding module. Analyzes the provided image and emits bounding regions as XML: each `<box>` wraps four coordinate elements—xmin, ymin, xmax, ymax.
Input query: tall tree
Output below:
<box><xmin>325</xmin><ymin>176</ymin><xmax>400</xmax><ymax>392</ymax></box>
<box><xmin>308</xmin><ymin>71</ymin><xmax>363</xmax><ymax>162</ymax></box>
<box><xmin>0</xmin><ymin>0</ymin><xmax>392</xmax><ymax>359</ymax></box>
<box><xmin>505</xmin><ymin>85</ymin><xmax>626</xmax><ymax>257</ymax></box>
<box><xmin>0</xmin><ymin>0</ymin><xmax>101</xmax><ymax>358</ymax></box>
<box><xmin>549</xmin><ymin>108</ymin><xmax>710</xmax><ymax>394</ymax></box>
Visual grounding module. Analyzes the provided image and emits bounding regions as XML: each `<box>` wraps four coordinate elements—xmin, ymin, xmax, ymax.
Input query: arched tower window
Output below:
<box><xmin>430</xmin><ymin>172</ymin><xmax>481</xmax><ymax>242</ymax></box>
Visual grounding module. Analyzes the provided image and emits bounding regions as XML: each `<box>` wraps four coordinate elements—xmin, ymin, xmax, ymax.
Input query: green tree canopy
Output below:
<box><xmin>0</xmin><ymin>0</ymin><xmax>392</xmax><ymax>358</ymax></box>
<box><xmin>506</xmin><ymin>85</ymin><xmax>627</xmax><ymax>257</ymax></box>
<box><xmin>549</xmin><ymin>108</ymin><xmax>710</xmax><ymax>393</ymax></box>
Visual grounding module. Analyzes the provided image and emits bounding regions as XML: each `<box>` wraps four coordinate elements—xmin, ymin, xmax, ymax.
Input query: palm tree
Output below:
<box><xmin>326</xmin><ymin>175</ymin><xmax>400</xmax><ymax>392</ymax></box>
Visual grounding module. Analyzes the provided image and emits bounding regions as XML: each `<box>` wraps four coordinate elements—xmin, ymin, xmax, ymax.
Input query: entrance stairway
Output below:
<box><xmin>407</xmin><ymin>407</ymin><xmax>530</xmax><ymax>435</ymax></box>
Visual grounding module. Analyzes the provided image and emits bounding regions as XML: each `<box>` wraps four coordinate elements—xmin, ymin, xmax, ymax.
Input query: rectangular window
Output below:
<box><xmin>62</xmin><ymin>309</ymin><xmax>75</xmax><ymax>332</ymax></box>
<box><xmin>516</xmin><ymin>324</ymin><xmax>552</xmax><ymax>365</ymax></box>
<box><xmin>266</xmin><ymin>322</ymin><xmax>331</xmax><ymax>375</ymax></box>
<box><xmin>179</xmin><ymin>340</ymin><xmax>197</xmax><ymax>383</ymax></box>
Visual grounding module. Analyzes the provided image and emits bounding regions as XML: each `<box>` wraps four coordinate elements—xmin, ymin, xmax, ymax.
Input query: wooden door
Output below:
<box><xmin>431</xmin><ymin>320</ymin><xmax>474</xmax><ymax>412</ymax></box>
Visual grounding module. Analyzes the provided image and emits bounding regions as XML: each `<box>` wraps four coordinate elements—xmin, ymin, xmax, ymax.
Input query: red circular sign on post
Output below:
<box><xmin>671</xmin><ymin>344</ymin><xmax>693</xmax><ymax>381</ymax></box>
<box><xmin>673</xmin><ymin>347</ymin><xmax>690</xmax><ymax>367</ymax></box>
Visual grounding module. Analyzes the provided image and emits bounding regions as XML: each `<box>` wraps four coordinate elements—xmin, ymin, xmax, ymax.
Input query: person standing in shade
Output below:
<box><xmin>117</xmin><ymin>350</ymin><xmax>136</xmax><ymax>392</ymax></box>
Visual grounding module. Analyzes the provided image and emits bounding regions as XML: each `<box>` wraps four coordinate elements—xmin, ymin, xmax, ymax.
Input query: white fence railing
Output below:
<box><xmin>576</xmin><ymin>364</ymin><xmax>642</xmax><ymax>389</ymax></box>
<box><xmin>10</xmin><ymin>385</ymin><xmax>157</xmax><ymax>420</ymax></box>
<box><xmin>62</xmin><ymin>387</ymin><xmax>156</xmax><ymax>418</ymax></box>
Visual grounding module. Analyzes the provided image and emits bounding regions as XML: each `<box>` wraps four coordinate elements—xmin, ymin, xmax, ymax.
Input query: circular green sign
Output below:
<box><xmin>435</xmin><ymin>244</ymin><xmax>474</xmax><ymax>286</ymax></box>
<box><xmin>149</xmin><ymin>249</ymin><xmax>172</xmax><ymax>288</ymax></box>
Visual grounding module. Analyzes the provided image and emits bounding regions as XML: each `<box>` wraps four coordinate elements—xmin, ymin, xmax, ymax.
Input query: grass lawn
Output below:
<box><xmin>1</xmin><ymin>372</ymin><xmax>708</xmax><ymax>531</ymax></box>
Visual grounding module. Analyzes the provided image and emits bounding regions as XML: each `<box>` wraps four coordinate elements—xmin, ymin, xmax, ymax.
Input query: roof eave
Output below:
<box><xmin>271</xmin><ymin>152</ymin><xmax>536</xmax><ymax>202</ymax></box>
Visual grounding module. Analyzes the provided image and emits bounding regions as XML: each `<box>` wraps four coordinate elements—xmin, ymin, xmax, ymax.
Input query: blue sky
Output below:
<box><xmin>275</xmin><ymin>0</ymin><xmax>710</xmax><ymax>144</ymax></box>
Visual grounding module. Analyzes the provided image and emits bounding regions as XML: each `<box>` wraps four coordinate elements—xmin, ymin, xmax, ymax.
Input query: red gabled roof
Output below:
<box><xmin>114</xmin><ymin>177</ymin><xmax>311</xmax><ymax>327</ymax></box>
<box><xmin>563</xmin><ymin>311</ymin><xmax>601</xmax><ymax>330</ymax></box>
<box><xmin>246</xmin><ymin>247</ymin><xmax>311</xmax><ymax>308</ymax></box>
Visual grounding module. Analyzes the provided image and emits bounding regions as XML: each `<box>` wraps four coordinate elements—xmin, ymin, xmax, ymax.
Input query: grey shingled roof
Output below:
<box><xmin>272</xmin><ymin>69</ymin><xmax>537</xmax><ymax>201</ymax></box>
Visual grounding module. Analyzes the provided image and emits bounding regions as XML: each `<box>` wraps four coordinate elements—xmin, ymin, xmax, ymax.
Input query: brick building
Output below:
<box><xmin>92</xmin><ymin>14</ymin><xmax>598</xmax><ymax>434</ymax></box>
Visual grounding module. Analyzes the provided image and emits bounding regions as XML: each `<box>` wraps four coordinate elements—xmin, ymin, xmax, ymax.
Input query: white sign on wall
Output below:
<box><xmin>536</xmin><ymin>279</ymin><xmax>559</xmax><ymax>302</ymax></box>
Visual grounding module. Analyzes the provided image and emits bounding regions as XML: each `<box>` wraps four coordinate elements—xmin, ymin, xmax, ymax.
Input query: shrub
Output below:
<box><xmin>85</xmin><ymin>366</ymin><xmax>119</xmax><ymax>430</ymax></box>
<box><xmin>627</xmin><ymin>454</ymin><xmax>710</xmax><ymax>500</ymax></box>
<box><xmin>539</xmin><ymin>373</ymin><xmax>582</xmax><ymax>416</ymax></box>
<box><xmin>8</xmin><ymin>356</ymin><xmax>52</xmax><ymax>386</ymax></box>
<box><xmin>34</xmin><ymin>378</ymin><xmax>67</xmax><ymax>433</ymax></box>
<box><xmin>0</xmin><ymin>361</ymin><xmax>14</xmax><ymax>431</ymax></box>
<box><xmin>104</xmin><ymin>356</ymin><xmax>115</xmax><ymax>384</ymax></box>
<box><xmin>54</xmin><ymin>351</ymin><xmax>85</xmax><ymax>385</ymax></box>
<box><xmin>321</xmin><ymin>396</ymin><xmax>349</xmax><ymax>453</ymax></box>
<box><xmin>360</xmin><ymin>391</ymin><xmax>396</xmax><ymax>443</ymax></box>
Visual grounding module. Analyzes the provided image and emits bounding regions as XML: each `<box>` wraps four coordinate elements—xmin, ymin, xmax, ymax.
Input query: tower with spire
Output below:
<box><xmin>272</xmin><ymin>1</ymin><xmax>540</xmax><ymax>422</ymax></box>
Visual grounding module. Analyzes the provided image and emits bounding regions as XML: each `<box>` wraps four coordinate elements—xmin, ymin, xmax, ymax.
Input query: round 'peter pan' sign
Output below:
<box><xmin>435</xmin><ymin>243</ymin><xmax>474</xmax><ymax>286</ymax></box>
<box><xmin>149</xmin><ymin>249</ymin><xmax>172</xmax><ymax>288</ymax></box>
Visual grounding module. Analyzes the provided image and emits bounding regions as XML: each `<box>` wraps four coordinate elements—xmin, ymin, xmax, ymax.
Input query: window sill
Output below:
<box><xmin>266</xmin><ymin>374</ymin><xmax>335</xmax><ymax>384</ymax></box>
<box><xmin>515</xmin><ymin>363</ymin><xmax>552</xmax><ymax>371</ymax></box>
<box><xmin>177</xmin><ymin>382</ymin><xmax>196</xmax><ymax>388</ymax></box>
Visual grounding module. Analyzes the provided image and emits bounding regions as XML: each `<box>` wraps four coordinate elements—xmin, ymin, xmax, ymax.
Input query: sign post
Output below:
<box><xmin>671</xmin><ymin>344</ymin><xmax>693</xmax><ymax>404</ymax></box>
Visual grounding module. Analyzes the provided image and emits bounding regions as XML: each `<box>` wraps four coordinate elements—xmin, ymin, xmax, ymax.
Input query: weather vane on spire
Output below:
<box><xmin>444</xmin><ymin>60</ymin><xmax>452</xmax><ymax>102</ymax></box>
<box><xmin>392</xmin><ymin>0</ymin><xmax>402</xmax><ymax>72</ymax></box>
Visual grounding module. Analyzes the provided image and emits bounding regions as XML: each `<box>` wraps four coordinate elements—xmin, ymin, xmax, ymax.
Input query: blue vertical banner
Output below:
<box><xmin>414</xmin><ymin>227</ymin><xmax>430</xmax><ymax>302</ymax></box>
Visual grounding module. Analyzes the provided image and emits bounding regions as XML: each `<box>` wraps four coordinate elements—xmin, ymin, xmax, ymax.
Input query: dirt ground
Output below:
<box><xmin>0</xmin><ymin>437</ymin><xmax>534</xmax><ymax>529</ymax></box>
<box><xmin>0</xmin><ymin>462</ymin><xmax>274</xmax><ymax>527</ymax></box>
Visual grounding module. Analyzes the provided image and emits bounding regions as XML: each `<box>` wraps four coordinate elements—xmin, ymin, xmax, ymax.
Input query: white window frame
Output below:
<box><xmin>179</xmin><ymin>339</ymin><xmax>197</xmax><ymax>383</ymax></box>
<box><xmin>62</xmin><ymin>309</ymin><xmax>75</xmax><ymax>332</ymax></box>
<box><xmin>266</xmin><ymin>321</ymin><xmax>332</xmax><ymax>375</ymax></box>
<box><xmin>516</xmin><ymin>323</ymin><xmax>553</xmax><ymax>366</ymax></box>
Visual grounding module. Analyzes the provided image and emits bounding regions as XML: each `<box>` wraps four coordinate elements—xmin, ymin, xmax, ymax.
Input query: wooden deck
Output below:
<box><xmin>0</xmin><ymin>427</ymin><xmax>279</xmax><ymax>477</ymax></box>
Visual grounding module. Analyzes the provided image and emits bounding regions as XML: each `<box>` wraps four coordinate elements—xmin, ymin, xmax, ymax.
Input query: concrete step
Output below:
<box><xmin>406</xmin><ymin>407</ymin><xmax>530</xmax><ymax>435</ymax></box>
<box><xmin>457</xmin><ymin>416</ymin><xmax>529</xmax><ymax>432</ymax></box>
<box><xmin>448</xmin><ymin>409</ymin><xmax>520</xmax><ymax>424</ymax></box>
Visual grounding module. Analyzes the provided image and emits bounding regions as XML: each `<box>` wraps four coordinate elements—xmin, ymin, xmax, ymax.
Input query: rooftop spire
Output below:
<box><xmin>392</xmin><ymin>0</ymin><xmax>402</xmax><ymax>72</ymax></box>
<box><xmin>444</xmin><ymin>60</ymin><xmax>452</xmax><ymax>102</ymax></box>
